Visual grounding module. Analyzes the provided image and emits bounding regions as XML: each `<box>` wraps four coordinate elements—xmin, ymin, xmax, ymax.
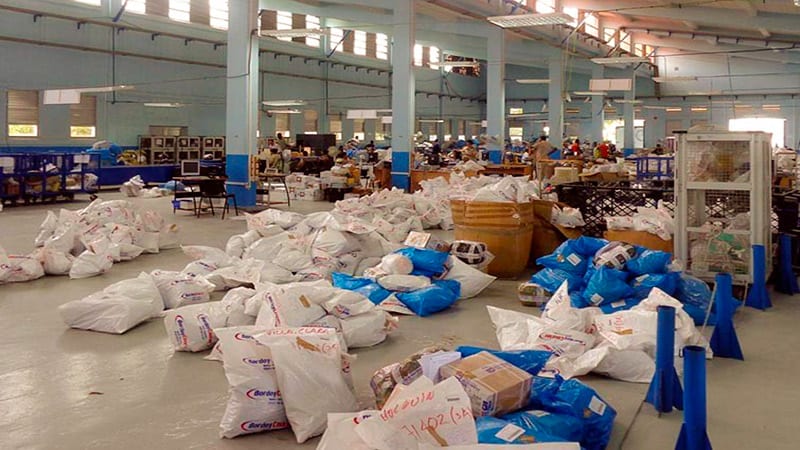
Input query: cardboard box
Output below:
<box><xmin>605</xmin><ymin>229</ymin><xmax>674</xmax><ymax>253</ymax></box>
<box><xmin>440</xmin><ymin>351</ymin><xmax>532</xmax><ymax>417</ymax></box>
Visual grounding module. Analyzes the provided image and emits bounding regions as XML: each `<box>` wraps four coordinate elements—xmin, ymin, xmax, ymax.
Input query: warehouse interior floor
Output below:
<box><xmin>1</xmin><ymin>193</ymin><xmax>798</xmax><ymax>450</ymax></box>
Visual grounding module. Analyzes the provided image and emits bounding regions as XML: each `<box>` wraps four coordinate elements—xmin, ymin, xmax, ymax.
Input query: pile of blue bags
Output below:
<box><xmin>332</xmin><ymin>247</ymin><xmax>460</xmax><ymax>317</ymax></box>
<box><xmin>530</xmin><ymin>237</ymin><xmax>738</xmax><ymax>324</ymax></box>
<box><xmin>457</xmin><ymin>345</ymin><xmax>616</xmax><ymax>450</ymax></box>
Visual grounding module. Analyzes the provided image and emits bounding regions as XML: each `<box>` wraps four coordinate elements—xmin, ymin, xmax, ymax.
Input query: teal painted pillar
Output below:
<box><xmin>225</xmin><ymin>0</ymin><xmax>259</xmax><ymax>206</ymax></box>
<box><xmin>548</xmin><ymin>56</ymin><xmax>564</xmax><ymax>143</ymax></box>
<box><xmin>390</xmin><ymin>0</ymin><xmax>415</xmax><ymax>190</ymax></box>
<box><xmin>486</xmin><ymin>27</ymin><xmax>506</xmax><ymax>164</ymax></box>
<box><xmin>623</xmin><ymin>68</ymin><xmax>636</xmax><ymax>156</ymax></box>
<box><xmin>591</xmin><ymin>65</ymin><xmax>605</xmax><ymax>143</ymax></box>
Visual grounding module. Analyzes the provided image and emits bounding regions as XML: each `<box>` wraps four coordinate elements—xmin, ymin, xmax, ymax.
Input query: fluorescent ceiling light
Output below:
<box><xmin>381</xmin><ymin>116</ymin><xmax>392</xmax><ymax>124</ymax></box>
<box><xmin>418</xmin><ymin>119</ymin><xmax>445</xmax><ymax>123</ymax></box>
<box><xmin>614</xmin><ymin>99</ymin><xmax>643</xmax><ymax>104</ymax></box>
<box><xmin>439</xmin><ymin>61</ymin><xmax>480</xmax><ymax>68</ymax></box>
<box><xmin>77</xmin><ymin>85</ymin><xmax>133</xmax><ymax>93</ymax></box>
<box><xmin>516</xmin><ymin>79</ymin><xmax>550</xmax><ymax>84</ymax></box>
<box><xmin>262</xmin><ymin>99</ymin><xmax>306</xmax><ymax>107</ymax></box>
<box><xmin>260</xmin><ymin>28</ymin><xmax>328</xmax><ymax>38</ymax></box>
<box><xmin>591</xmin><ymin>56</ymin><xmax>650</xmax><ymax>65</ymax></box>
<box><xmin>666</xmin><ymin>107</ymin><xmax>682</xmax><ymax>112</ymax></box>
<box><xmin>144</xmin><ymin>102</ymin><xmax>182</xmax><ymax>108</ymax></box>
<box><xmin>573</xmin><ymin>91</ymin><xmax>606</xmax><ymax>96</ymax></box>
<box><xmin>686</xmin><ymin>90</ymin><xmax>723</xmax><ymax>96</ymax></box>
<box><xmin>763</xmin><ymin>104</ymin><xmax>781</xmax><ymax>110</ymax></box>
<box><xmin>268</xmin><ymin>109</ymin><xmax>302</xmax><ymax>114</ymax></box>
<box><xmin>488</xmin><ymin>12</ymin><xmax>573</xmax><ymax>28</ymax></box>
<box><xmin>643</xmin><ymin>105</ymin><xmax>670</xmax><ymax>110</ymax></box>
<box><xmin>590</xmin><ymin>78</ymin><xmax>633</xmax><ymax>91</ymax></box>
<box><xmin>652</xmin><ymin>76</ymin><xmax>697</xmax><ymax>83</ymax></box>
<box><xmin>690</xmin><ymin>107</ymin><xmax>708</xmax><ymax>112</ymax></box>
<box><xmin>734</xmin><ymin>104</ymin><xmax>752</xmax><ymax>109</ymax></box>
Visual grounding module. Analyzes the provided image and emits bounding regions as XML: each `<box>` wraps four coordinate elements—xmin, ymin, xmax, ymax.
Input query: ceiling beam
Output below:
<box><xmin>568</xmin><ymin>1</ymin><xmax>800</xmax><ymax>37</ymax></box>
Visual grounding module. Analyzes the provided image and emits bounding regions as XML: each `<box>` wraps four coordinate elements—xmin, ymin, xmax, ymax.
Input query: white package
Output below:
<box><xmin>151</xmin><ymin>270</ymin><xmax>215</xmax><ymax>309</ymax></box>
<box><xmin>116</xmin><ymin>243</ymin><xmax>144</xmax><ymax>262</ymax></box>
<box><xmin>355</xmin><ymin>377</ymin><xmax>478</xmax><ymax>449</ymax></box>
<box><xmin>34</xmin><ymin>211</ymin><xmax>58</xmax><ymax>247</ymax></box>
<box><xmin>38</xmin><ymin>248</ymin><xmax>74</xmax><ymax>276</ymax></box>
<box><xmin>312</xmin><ymin>229</ymin><xmax>360</xmax><ymax>256</ymax></box>
<box><xmin>205</xmin><ymin>259</ymin><xmax>264</xmax><ymax>291</ymax></box>
<box><xmin>216</xmin><ymin>327</ymin><xmax>289</xmax><ymax>439</ymax></box>
<box><xmin>444</xmin><ymin>257</ymin><xmax>496</xmax><ymax>299</ymax></box>
<box><xmin>340</xmin><ymin>310</ymin><xmax>393</xmax><ymax>348</ymax></box>
<box><xmin>321</xmin><ymin>290</ymin><xmax>376</xmax><ymax>319</ymax></box>
<box><xmin>377</xmin><ymin>274</ymin><xmax>431</xmax><ymax>292</ymax></box>
<box><xmin>158</xmin><ymin>223</ymin><xmax>180</xmax><ymax>249</ymax></box>
<box><xmin>163</xmin><ymin>303</ymin><xmax>227</xmax><ymax>352</ymax></box>
<box><xmin>210</xmin><ymin>287</ymin><xmax>258</xmax><ymax>327</ymax></box>
<box><xmin>59</xmin><ymin>273</ymin><xmax>163</xmax><ymax>334</ymax></box>
<box><xmin>244</xmin><ymin>232</ymin><xmax>290</xmax><ymax>261</ymax></box>
<box><xmin>377</xmin><ymin>253</ymin><xmax>414</xmax><ymax>275</ymax></box>
<box><xmin>182</xmin><ymin>259</ymin><xmax>221</xmax><ymax>278</ymax></box>
<box><xmin>69</xmin><ymin>240</ymin><xmax>113</xmax><ymax>279</ymax></box>
<box><xmin>272</xmin><ymin>246</ymin><xmax>314</xmax><ymax>272</ymax></box>
<box><xmin>259</xmin><ymin>262</ymin><xmax>297</xmax><ymax>284</ymax></box>
<box><xmin>317</xmin><ymin>411</ymin><xmax>379</xmax><ymax>450</ymax></box>
<box><xmin>59</xmin><ymin>295</ymin><xmax>154</xmax><ymax>334</ymax></box>
<box><xmin>134</xmin><ymin>230</ymin><xmax>160</xmax><ymax>254</ymax></box>
<box><xmin>257</xmin><ymin>328</ymin><xmax>359</xmax><ymax>443</ymax></box>
<box><xmin>181</xmin><ymin>245</ymin><xmax>232</xmax><ymax>266</ymax></box>
<box><xmin>225</xmin><ymin>230</ymin><xmax>262</xmax><ymax>258</ymax></box>
<box><xmin>254</xmin><ymin>290</ymin><xmax>326</xmax><ymax>329</ymax></box>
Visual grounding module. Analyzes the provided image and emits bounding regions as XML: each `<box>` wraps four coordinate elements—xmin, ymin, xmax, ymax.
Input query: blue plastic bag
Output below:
<box><xmin>675</xmin><ymin>274</ymin><xmax>712</xmax><ymax>310</ymax></box>
<box><xmin>536</xmin><ymin>240</ymin><xmax>588</xmax><ymax>275</ymax></box>
<box><xmin>331</xmin><ymin>272</ymin><xmax>372</xmax><ymax>290</ymax></box>
<box><xmin>456</xmin><ymin>346</ymin><xmax>552</xmax><ymax>376</ymax></box>
<box><xmin>527</xmin><ymin>376</ymin><xmax>562</xmax><ymax>410</ymax></box>
<box><xmin>626</xmin><ymin>249</ymin><xmax>672</xmax><ymax>275</ymax></box>
<box><xmin>394</xmin><ymin>247</ymin><xmax>449</xmax><ymax>275</ymax></box>
<box><xmin>433</xmin><ymin>279</ymin><xmax>461</xmax><ymax>298</ymax></box>
<box><xmin>502</xmin><ymin>410</ymin><xmax>585</xmax><ymax>443</ymax></box>
<box><xmin>572</xmin><ymin>236</ymin><xmax>609</xmax><ymax>258</ymax></box>
<box><xmin>599</xmin><ymin>298</ymin><xmax>640</xmax><ymax>314</ymax></box>
<box><xmin>355</xmin><ymin>283</ymin><xmax>392</xmax><ymax>304</ymax></box>
<box><xmin>332</xmin><ymin>273</ymin><xmax>392</xmax><ymax>304</ymax></box>
<box><xmin>530</xmin><ymin>268</ymin><xmax>583</xmax><ymax>293</ymax></box>
<box><xmin>396</xmin><ymin>284</ymin><xmax>458</xmax><ymax>316</ymax></box>
<box><xmin>160</xmin><ymin>180</ymin><xmax>186</xmax><ymax>192</ymax></box>
<box><xmin>631</xmin><ymin>272</ymin><xmax>680</xmax><ymax>299</ymax></box>
<box><xmin>533</xmin><ymin>377</ymin><xmax>616</xmax><ymax>450</ymax></box>
<box><xmin>580</xmin><ymin>266</ymin><xmax>633</xmax><ymax>307</ymax></box>
<box><xmin>475</xmin><ymin>416</ymin><xmax>563</xmax><ymax>445</ymax></box>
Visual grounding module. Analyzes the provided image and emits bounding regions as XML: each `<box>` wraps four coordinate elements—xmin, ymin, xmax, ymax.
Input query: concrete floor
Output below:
<box><xmin>1</xmin><ymin>192</ymin><xmax>798</xmax><ymax>449</ymax></box>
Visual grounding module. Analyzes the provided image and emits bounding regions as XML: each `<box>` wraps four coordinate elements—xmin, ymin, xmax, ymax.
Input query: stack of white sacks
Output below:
<box><xmin>333</xmin><ymin>173</ymin><xmax>542</xmax><ymax>240</ymax></box>
<box><xmin>57</xmin><ymin>206</ymin><xmax>501</xmax><ymax>443</ymax></box>
<box><xmin>0</xmin><ymin>199</ymin><xmax>179</xmax><ymax>284</ymax></box>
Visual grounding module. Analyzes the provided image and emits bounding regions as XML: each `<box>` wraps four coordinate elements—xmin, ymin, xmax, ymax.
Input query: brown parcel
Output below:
<box><xmin>440</xmin><ymin>351</ymin><xmax>532</xmax><ymax>417</ymax></box>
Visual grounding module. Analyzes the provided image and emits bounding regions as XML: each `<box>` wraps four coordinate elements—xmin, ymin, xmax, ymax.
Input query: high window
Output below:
<box><xmin>209</xmin><ymin>0</ymin><xmax>228</xmax><ymax>30</ymax></box>
<box><xmin>7</xmin><ymin>90</ymin><xmax>39</xmax><ymax>137</ymax></box>
<box><xmin>169</xmin><ymin>0</ymin><xmax>190</xmax><ymax>23</ymax></box>
<box><xmin>70</xmin><ymin>95</ymin><xmax>97</xmax><ymax>138</ymax></box>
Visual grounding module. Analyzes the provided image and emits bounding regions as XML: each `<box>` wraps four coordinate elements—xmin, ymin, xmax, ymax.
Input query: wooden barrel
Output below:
<box><xmin>451</xmin><ymin>200</ymin><xmax>535</xmax><ymax>278</ymax></box>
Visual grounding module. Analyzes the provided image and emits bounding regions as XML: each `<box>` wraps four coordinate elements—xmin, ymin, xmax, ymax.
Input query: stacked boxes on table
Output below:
<box><xmin>286</xmin><ymin>173</ymin><xmax>323</xmax><ymax>201</ymax></box>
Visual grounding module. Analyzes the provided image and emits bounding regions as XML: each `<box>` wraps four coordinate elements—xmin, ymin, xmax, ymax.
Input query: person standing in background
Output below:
<box><xmin>531</xmin><ymin>135</ymin><xmax>552</xmax><ymax>163</ymax></box>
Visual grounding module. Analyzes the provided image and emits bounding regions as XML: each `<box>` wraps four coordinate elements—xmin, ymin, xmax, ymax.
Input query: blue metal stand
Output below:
<box><xmin>775</xmin><ymin>234</ymin><xmax>799</xmax><ymax>295</ymax></box>
<box><xmin>646</xmin><ymin>305</ymin><xmax>684</xmax><ymax>413</ymax></box>
<box><xmin>709</xmin><ymin>273</ymin><xmax>744</xmax><ymax>360</ymax></box>
<box><xmin>745</xmin><ymin>244</ymin><xmax>772</xmax><ymax>310</ymax></box>
<box><xmin>676</xmin><ymin>346</ymin><xmax>713</xmax><ymax>450</ymax></box>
